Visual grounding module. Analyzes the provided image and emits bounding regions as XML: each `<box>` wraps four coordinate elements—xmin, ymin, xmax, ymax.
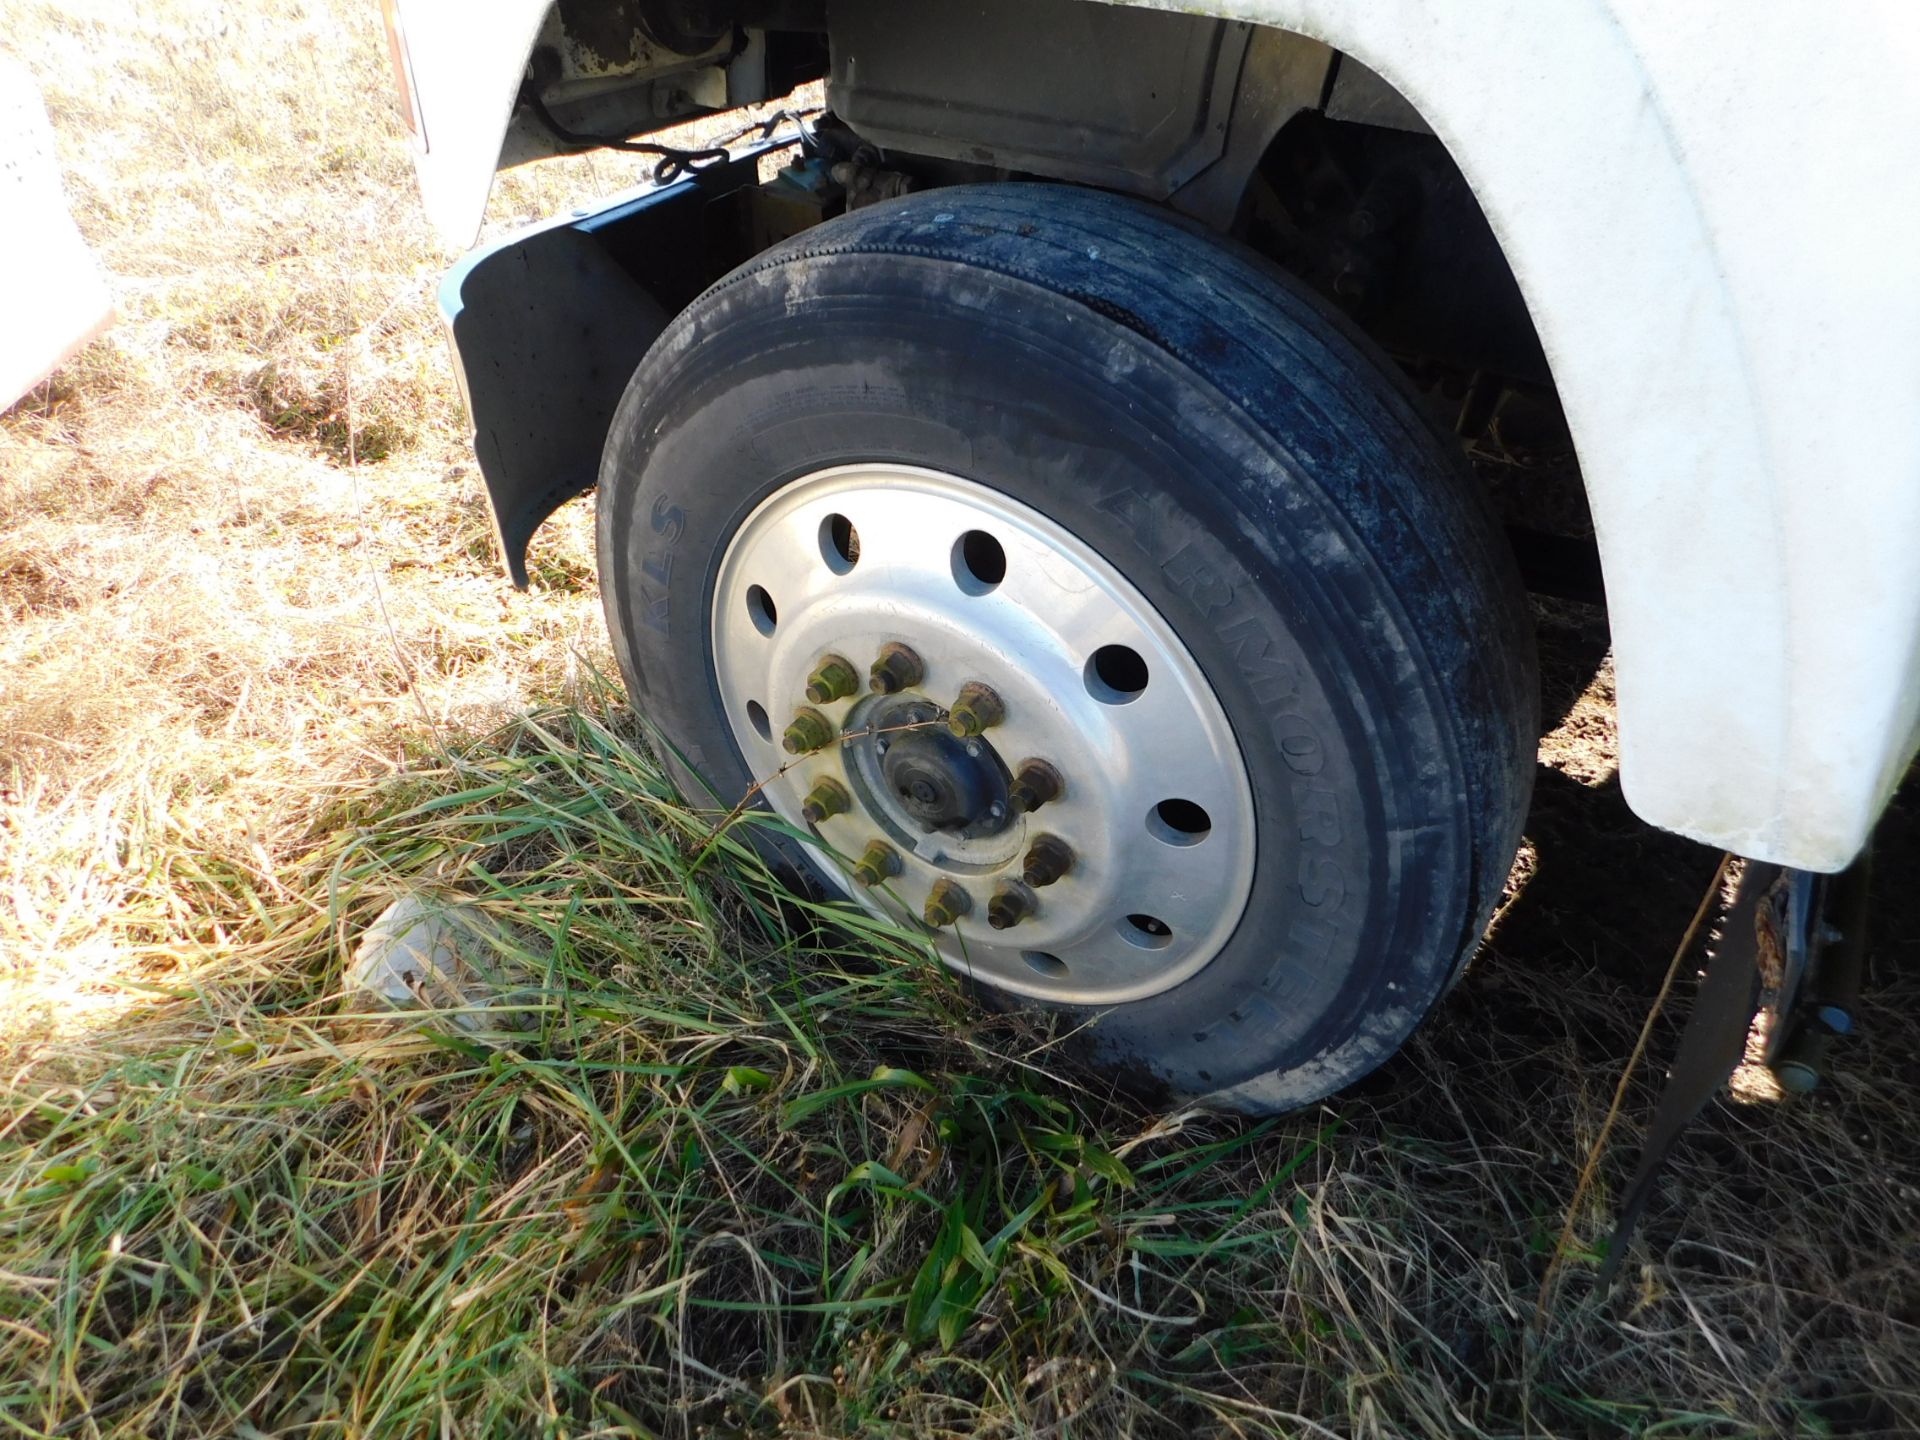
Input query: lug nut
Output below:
<box><xmin>805</xmin><ymin>654</ymin><xmax>860</xmax><ymax>705</ymax></box>
<box><xmin>852</xmin><ymin>840</ymin><xmax>902</xmax><ymax>888</ymax></box>
<box><xmin>1009</xmin><ymin>759</ymin><xmax>1064</xmax><ymax>814</ymax></box>
<box><xmin>800</xmin><ymin>777</ymin><xmax>851</xmax><ymax>825</ymax></box>
<box><xmin>868</xmin><ymin>642</ymin><xmax>926</xmax><ymax>695</ymax></box>
<box><xmin>1021</xmin><ymin>835</ymin><xmax>1074</xmax><ymax>888</ymax></box>
<box><xmin>987</xmin><ymin>880</ymin><xmax>1037</xmax><ymax>931</ymax></box>
<box><xmin>923</xmin><ymin>878</ymin><xmax>972</xmax><ymax>927</ymax></box>
<box><xmin>947</xmin><ymin>682</ymin><xmax>1005</xmax><ymax>738</ymax></box>
<box><xmin>781</xmin><ymin>707</ymin><xmax>836</xmax><ymax>755</ymax></box>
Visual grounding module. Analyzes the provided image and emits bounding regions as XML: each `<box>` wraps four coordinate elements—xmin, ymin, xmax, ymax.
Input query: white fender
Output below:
<box><xmin>391</xmin><ymin>0</ymin><xmax>552</xmax><ymax>248</ymax></box>
<box><xmin>0</xmin><ymin>58</ymin><xmax>114</xmax><ymax>407</ymax></box>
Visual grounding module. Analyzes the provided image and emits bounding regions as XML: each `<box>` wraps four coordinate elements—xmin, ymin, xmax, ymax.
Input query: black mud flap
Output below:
<box><xmin>436</xmin><ymin>149</ymin><xmax>777</xmax><ymax>587</ymax></box>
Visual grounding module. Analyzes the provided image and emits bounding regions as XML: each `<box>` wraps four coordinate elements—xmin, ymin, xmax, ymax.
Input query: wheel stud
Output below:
<box><xmin>782</xmin><ymin>707</ymin><xmax>836</xmax><ymax>755</ymax></box>
<box><xmin>947</xmin><ymin>682</ymin><xmax>1005</xmax><ymax>738</ymax></box>
<box><xmin>868</xmin><ymin>642</ymin><xmax>925</xmax><ymax>695</ymax></box>
<box><xmin>852</xmin><ymin>840</ymin><xmax>902</xmax><ymax>888</ymax></box>
<box><xmin>1021</xmin><ymin>835</ymin><xmax>1074</xmax><ymax>888</ymax></box>
<box><xmin>1009</xmin><ymin>759</ymin><xmax>1063</xmax><ymax>814</ymax></box>
<box><xmin>923</xmin><ymin>878</ymin><xmax>972</xmax><ymax>927</ymax></box>
<box><xmin>800</xmin><ymin>777</ymin><xmax>851</xmax><ymax>825</ymax></box>
<box><xmin>804</xmin><ymin>655</ymin><xmax>860</xmax><ymax>705</ymax></box>
<box><xmin>987</xmin><ymin>880</ymin><xmax>1036</xmax><ymax>930</ymax></box>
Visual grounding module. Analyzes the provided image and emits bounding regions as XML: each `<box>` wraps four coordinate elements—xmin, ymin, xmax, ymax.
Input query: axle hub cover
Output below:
<box><xmin>881</xmin><ymin>723</ymin><xmax>1011</xmax><ymax>834</ymax></box>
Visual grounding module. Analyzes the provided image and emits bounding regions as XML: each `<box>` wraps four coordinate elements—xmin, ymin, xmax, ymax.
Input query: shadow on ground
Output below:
<box><xmin>1347</xmin><ymin>595</ymin><xmax>1920</xmax><ymax>1434</ymax></box>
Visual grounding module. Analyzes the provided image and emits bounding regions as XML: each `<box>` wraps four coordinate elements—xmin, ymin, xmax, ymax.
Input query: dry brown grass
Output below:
<box><xmin>0</xmin><ymin>0</ymin><xmax>750</xmax><ymax>1034</ymax></box>
<box><xmin>2</xmin><ymin>3</ymin><xmax>1917</xmax><ymax>1436</ymax></box>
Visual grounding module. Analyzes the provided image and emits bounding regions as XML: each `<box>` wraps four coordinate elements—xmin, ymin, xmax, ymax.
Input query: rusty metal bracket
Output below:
<box><xmin>1596</xmin><ymin>862</ymin><xmax>1777</xmax><ymax>1287</ymax></box>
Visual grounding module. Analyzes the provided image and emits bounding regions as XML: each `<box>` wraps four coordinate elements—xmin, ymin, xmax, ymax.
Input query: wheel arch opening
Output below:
<box><xmin>1220</xmin><ymin>44</ymin><xmax>1603</xmax><ymax>610</ymax></box>
<box><xmin>820</xmin><ymin>0</ymin><xmax>1603</xmax><ymax>609</ymax></box>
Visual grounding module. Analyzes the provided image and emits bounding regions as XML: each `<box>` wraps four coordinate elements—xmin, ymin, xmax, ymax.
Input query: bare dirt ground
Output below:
<box><xmin>2</xmin><ymin>2</ymin><xmax>1916</xmax><ymax>1435</ymax></box>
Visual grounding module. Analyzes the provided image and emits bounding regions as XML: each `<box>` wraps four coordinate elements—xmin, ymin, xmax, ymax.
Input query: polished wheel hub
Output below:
<box><xmin>710</xmin><ymin>464</ymin><xmax>1257</xmax><ymax>1004</ymax></box>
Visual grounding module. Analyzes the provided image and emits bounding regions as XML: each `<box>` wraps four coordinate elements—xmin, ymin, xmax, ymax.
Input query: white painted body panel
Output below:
<box><xmin>1</xmin><ymin>58</ymin><xmax>114</xmax><ymax>409</ymax></box>
<box><xmin>403</xmin><ymin>0</ymin><xmax>1920</xmax><ymax>871</ymax></box>
<box><xmin>395</xmin><ymin>0</ymin><xmax>554</xmax><ymax>248</ymax></box>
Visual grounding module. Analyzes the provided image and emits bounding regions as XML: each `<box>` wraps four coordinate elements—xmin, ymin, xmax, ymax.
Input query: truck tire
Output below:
<box><xmin>597</xmin><ymin>184</ymin><xmax>1537</xmax><ymax>1111</ymax></box>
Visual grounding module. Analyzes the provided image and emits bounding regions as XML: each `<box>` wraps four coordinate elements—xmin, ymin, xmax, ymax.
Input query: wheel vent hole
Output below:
<box><xmin>1119</xmin><ymin>914</ymin><xmax>1173</xmax><ymax>951</ymax></box>
<box><xmin>821</xmin><ymin>513</ymin><xmax>860</xmax><ymax>573</ymax></box>
<box><xmin>952</xmin><ymin>530</ymin><xmax>1006</xmax><ymax>595</ymax></box>
<box><xmin>1086</xmin><ymin>644</ymin><xmax>1148</xmax><ymax>704</ymax></box>
<box><xmin>1023</xmin><ymin>950</ymin><xmax>1068</xmax><ymax>978</ymax></box>
<box><xmin>1148</xmin><ymin>798</ymin><xmax>1211</xmax><ymax>846</ymax></box>
<box><xmin>746</xmin><ymin>700</ymin><xmax>772</xmax><ymax>742</ymax></box>
<box><xmin>746</xmin><ymin>585</ymin><xmax>778</xmax><ymax>636</ymax></box>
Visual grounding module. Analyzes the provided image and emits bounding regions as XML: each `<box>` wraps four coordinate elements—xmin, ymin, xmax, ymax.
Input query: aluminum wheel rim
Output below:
<box><xmin>710</xmin><ymin>464</ymin><xmax>1257</xmax><ymax>1004</ymax></box>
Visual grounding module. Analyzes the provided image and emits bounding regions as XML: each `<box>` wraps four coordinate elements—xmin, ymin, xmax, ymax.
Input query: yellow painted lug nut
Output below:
<box><xmin>852</xmin><ymin>840</ymin><xmax>903</xmax><ymax>888</ymax></box>
<box><xmin>800</xmin><ymin>777</ymin><xmax>851</xmax><ymax>825</ymax></box>
<box><xmin>947</xmin><ymin>681</ymin><xmax>1006</xmax><ymax>738</ymax></box>
<box><xmin>923</xmin><ymin>878</ymin><xmax>973</xmax><ymax>927</ymax></box>
<box><xmin>804</xmin><ymin>655</ymin><xmax>860</xmax><ymax>705</ymax></box>
<box><xmin>1009</xmin><ymin>759</ymin><xmax>1064</xmax><ymax>814</ymax></box>
<box><xmin>781</xmin><ymin>707</ymin><xmax>835</xmax><ymax>755</ymax></box>
<box><xmin>987</xmin><ymin>880</ymin><xmax>1037</xmax><ymax>931</ymax></box>
<box><xmin>1021</xmin><ymin>835</ymin><xmax>1074</xmax><ymax>888</ymax></box>
<box><xmin>868</xmin><ymin>642</ymin><xmax>926</xmax><ymax>695</ymax></box>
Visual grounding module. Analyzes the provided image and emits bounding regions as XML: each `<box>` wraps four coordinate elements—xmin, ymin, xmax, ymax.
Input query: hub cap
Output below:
<box><xmin>711</xmin><ymin>464</ymin><xmax>1256</xmax><ymax>1004</ymax></box>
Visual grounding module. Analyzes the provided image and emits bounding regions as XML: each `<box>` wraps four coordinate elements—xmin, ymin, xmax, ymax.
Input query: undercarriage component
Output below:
<box><xmin>1244</xmin><ymin>114</ymin><xmax>1551</xmax><ymax>382</ymax></box>
<box><xmin>501</xmin><ymin>1</ymin><xmax>739</xmax><ymax>172</ymax></box>
<box><xmin>829</xmin><ymin>0</ymin><xmax>1241</xmax><ymax>194</ymax></box>
<box><xmin>1770</xmin><ymin>855</ymin><xmax>1872</xmax><ymax>1093</ymax></box>
<box><xmin>829</xmin><ymin>157</ymin><xmax>917</xmax><ymax>211</ymax></box>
